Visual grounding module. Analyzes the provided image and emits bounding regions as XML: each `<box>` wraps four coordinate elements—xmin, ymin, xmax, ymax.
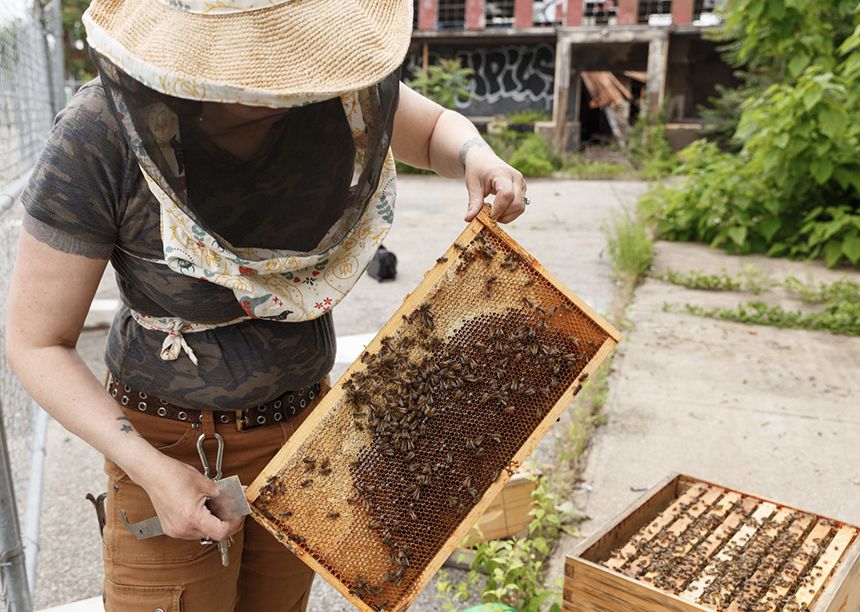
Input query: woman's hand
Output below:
<box><xmin>137</xmin><ymin>453</ymin><xmax>244</xmax><ymax>541</ymax></box>
<box><xmin>461</xmin><ymin>141</ymin><xmax>527</xmax><ymax>224</ymax></box>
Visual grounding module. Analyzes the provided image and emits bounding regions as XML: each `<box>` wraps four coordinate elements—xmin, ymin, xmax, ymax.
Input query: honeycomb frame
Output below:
<box><xmin>247</xmin><ymin>209</ymin><xmax>622</xmax><ymax>612</ymax></box>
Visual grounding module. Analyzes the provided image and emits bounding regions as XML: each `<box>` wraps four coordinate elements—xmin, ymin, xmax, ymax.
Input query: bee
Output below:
<box><xmin>326</xmin><ymin>513</ymin><xmax>340</xmax><ymax>520</ymax></box>
<box><xmin>562</xmin><ymin>303</ymin><xmax>572</xmax><ymax>311</ymax></box>
<box><xmin>288</xmin><ymin>533</ymin><xmax>306</xmax><ymax>543</ymax></box>
<box><xmin>573</xmin><ymin>384</ymin><xmax>583</xmax><ymax>396</ymax></box>
<box><xmin>548</xmin><ymin>305</ymin><xmax>558</xmax><ymax>318</ymax></box>
<box><xmin>491</xmin><ymin>469</ymin><xmax>502</xmax><ymax>483</ymax></box>
<box><xmin>453</xmin><ymin>243</ymin><xmax>467</xmax><ymax>250</ymax></box>
<box><xmin>436</xmin><ymin>256</ymin><xmax>448</xmax><ymax>263</ymax></box>
<box><xmin>302</xmin><ymin>457</ymin><xmax>316</xmax><ymax>464</ymax></box>
<box><xmin>368</xmin><ymin>521</ymin><xmax>381</xmax><ymax>530</ymax></box>
<box><xmin>523</xmin><ymin>297</ymin><xmax>534</xmax><ymax>308</ymax></box>
<box><xmin>587</xmin><ymin>340</ymin><xmax>598</xmax><ymax>348</ymax></box>
<box><xmin>300</xmin><ymin>479</ymin><xmax>313</xmax><ymax>488</ymax></box>
<box><xmin>409</xmin><ymin>509</ymin><xmax>418</xmax><ymax>521</ymax></box>
<box><xmin>579</xmin><ymin>372</ymin><xmax>589</xmax><ymax>382</ymax></box>
<box><xmin>524</xmin><ymin>280</ymin><xmax>533</xmax><ymax>287</ymax></box>
<box><xmin>318</xmin><ymin>467</ymin><xmax>332</xmax><ymax>476</ymax></box>
<box><xmin>279</xmin><ymin>511</ymin><xmax>293</xmax><ymax>518</ymax></box>
<box><xmin>354</xmin><ymin>420</ymin><xmax>364</xmax><ymax>431</ymax></box>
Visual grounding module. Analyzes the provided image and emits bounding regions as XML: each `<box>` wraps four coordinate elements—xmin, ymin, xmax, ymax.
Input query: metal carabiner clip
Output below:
<box><xmin>196</xmin><ymin>432</ymin><xmax>224</xmax><ymax>481</ymax></box>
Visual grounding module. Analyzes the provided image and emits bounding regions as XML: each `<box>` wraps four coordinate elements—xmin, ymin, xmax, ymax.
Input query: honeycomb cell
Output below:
<box><xmin>248</xmin><ymin>218</ymin><xmax>620</xmax><ymax>612</ymax></box>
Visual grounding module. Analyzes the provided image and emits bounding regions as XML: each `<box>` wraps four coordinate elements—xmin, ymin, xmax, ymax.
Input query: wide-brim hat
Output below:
<box><xmin>83</xmin><ymin>0</ymin><xmax>412</xmax><ymax>106</ymax></box>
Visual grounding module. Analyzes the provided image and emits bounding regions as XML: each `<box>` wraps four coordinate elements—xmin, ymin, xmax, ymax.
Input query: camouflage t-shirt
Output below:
<box><xmin>22</xmin><ymin>79</ymin><xmax>396</xmax><ymax>411</ymax></box>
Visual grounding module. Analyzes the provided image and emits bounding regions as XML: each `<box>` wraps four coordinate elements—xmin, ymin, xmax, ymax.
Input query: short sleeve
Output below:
<box><xmin>21</xmin><ymin>80</ymin><xmax>129</xmax><ymax>249</ymax></box>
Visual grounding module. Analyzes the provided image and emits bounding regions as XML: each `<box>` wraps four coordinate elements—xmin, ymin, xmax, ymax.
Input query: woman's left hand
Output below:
<box><xmin>462</xmin><ymin>145</ymin><xmax>528</xmax><ymax>224</ymax></box>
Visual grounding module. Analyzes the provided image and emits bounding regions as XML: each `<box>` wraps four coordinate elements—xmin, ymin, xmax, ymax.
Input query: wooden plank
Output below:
<box><xmin>756</xmin><ymin>521</ymin><xmax>833</xmax><ymax>612</ymax></box>
<box><xmin>813</xmin><ymin>528</ymin><xmax>860</xmax><ymax>612</ymax></box>
<box><xmin>722</xmin><ymin>507</ymin><xmax>796</xmax><ymax>612</ymax></box>
<box><xmin>565</xmin><ymin>557</ymin><xmax>709</xmax><ymax>612</ymax></box>
<box><xmin>795</xmin><ymin>525</ymin><xmax>858</xmax><ymax>609</ymax></box>
<box><xmin>626</xmin><ymin>487</ymin><xmax>725</xmax><ymax>583</ymax></box>
<box><xmin>639</xmin><ymin>486</ymin><xmax>727</xmax><ymax>588</ymax></box>
<box><xmin>680</xmin><ymin>501</ymin><xmax>776</xmax><ymax>604</ymax></box>
<box><xmin>604</xmin><ymin>481</ymin><xmax>709</xmax><ymax>572</ymax></box>
<box><xmin>462</xmin><ymin>470</ymin><xmax>537</xmax><ymax>545</ymax></box>
<box><xmin>572</xmin><ymin>473</ymin><xmax>681</xmax><ymax>565</ymax></box>
<box><xmin>643</xmin><ymin>491</ymin><xmax>741</xmax><ymax>593</ymax></box>
<box><xmin>727</xmin><ymin>512</ymin><xmax>813</xmax><ymax>612</ymax></box>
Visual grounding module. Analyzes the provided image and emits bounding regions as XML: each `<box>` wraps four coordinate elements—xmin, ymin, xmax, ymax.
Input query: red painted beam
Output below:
<box><xmin>616</xmin><ymin>0</ymin><xmax>638</xmax><ymax>24</ymax></box>
<box><xmin>672</xmin><ymin>0</ymin><xmax>694</xmax><ymax>24</ymax></box>
<box><xmin>514</xmin><ymin>0</ymin><xmax>532</xmax><ymax>28</ymax></box>
<box><xmin>566</xmin><ymin>0</ymin><xmax>583</xmax><ymax>25</ymax></box>
<box><xmin>418</xmin><ymin>0</ymin><xmax>437</xmax><ymax>30</ymax></box>
<box><xmin>466</xmin><ymin>0</ymin><xmax>485</xmax><ymax>29</ymax></box>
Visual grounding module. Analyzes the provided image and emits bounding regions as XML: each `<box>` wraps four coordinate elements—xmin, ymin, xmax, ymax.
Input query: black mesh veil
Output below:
<box><xmin>90</xmin><ymin>49</ymin><xmax>400</xmax><ymax>256</ymax></box>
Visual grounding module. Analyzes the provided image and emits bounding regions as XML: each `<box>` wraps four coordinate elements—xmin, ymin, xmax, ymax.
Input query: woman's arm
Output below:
<box><xmin>391</xmin><ymin>83</ymin><xmax>527</xmax><ymax>224</ymax></box>
<box><xmin>5</xmin><ymin>226</ymin><xmax>241</xmax><ymax>542</ymax></box>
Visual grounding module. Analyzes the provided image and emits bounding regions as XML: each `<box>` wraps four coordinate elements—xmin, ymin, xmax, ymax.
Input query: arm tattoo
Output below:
<box><xmin>459</xmin><ymin>137</ymin><xmax>491</xmax><ymax>169</ymax></box>
<box><xmin>117</xmin><ymin>416</ymin><xmax>134</xmax><ymax>434</ymax></box>
<box><xmin>23</xmin><ymin>214</ymin><xmax>113</xmax><ymax>259</ymax></box>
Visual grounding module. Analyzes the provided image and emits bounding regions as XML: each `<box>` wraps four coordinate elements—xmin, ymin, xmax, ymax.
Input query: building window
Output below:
<box><xmin>694</xmin><ymin>0</ymin><xmax>725</xmax><ymax>18</ymax></box>
<box><xmin>584</xmin><ymin>0</ymin><xmax>618</xmax><ymax>25</ymax></box>
<box><xmin>413</xmin><ymin>0</ymin><xmax>419</xmax><ymax>28</ymax></box>
<box><xmin>533</xmin><ymin>0</ymin><xmax>563</xmax><ymax>27</ymax></box>
<box><xmin>438</xmin><ymin>0</ymin><xmax>466</xmax><ymax>28</ymax></box>
<box><xmin>638</xmin><ymin>0</ymin><xmax>672</xmax><ymax>23</ymax></box>
<box><xmin>486</xmin><ymin>0</ymin><xmax>516</xmax><ymax>27</ymax></box>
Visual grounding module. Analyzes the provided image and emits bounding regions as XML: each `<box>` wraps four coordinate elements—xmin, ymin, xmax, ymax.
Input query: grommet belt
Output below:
<box><xmin>107</xmin><ymin>374</ymin><xmax>322</xmax><ymax>432</ymax></box>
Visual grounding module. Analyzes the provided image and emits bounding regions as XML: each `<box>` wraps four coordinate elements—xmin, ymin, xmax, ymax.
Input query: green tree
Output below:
<box><xmin>60</xmin><ymin>0</ymin><xmax>96</xmax><ymax>81</ymax></box>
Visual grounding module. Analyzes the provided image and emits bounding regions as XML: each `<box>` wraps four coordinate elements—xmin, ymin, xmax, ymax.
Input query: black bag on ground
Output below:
<box><xmin>368</xmin><ymin>245</ymin><xmax>397</xmax><ymax>282</ymax></box>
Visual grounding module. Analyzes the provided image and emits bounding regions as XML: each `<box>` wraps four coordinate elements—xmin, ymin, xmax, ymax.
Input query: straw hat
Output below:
<box><xmin>83</xmin><ymin>0</ymin><xmax>413</xmax><ymax>106</ymax></box>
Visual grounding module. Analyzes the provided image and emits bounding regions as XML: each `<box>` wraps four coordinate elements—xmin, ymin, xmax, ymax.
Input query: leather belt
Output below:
<box><xmin>107</xmin><ymin>374</ymin><xmax>322</xmax><ymax>432</ymax></box>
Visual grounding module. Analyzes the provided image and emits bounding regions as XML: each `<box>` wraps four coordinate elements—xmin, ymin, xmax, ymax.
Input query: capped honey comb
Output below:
<box><xmin>247</xmin><ymin>209</ymin><xmax>621</xmax><ymax>612</ymax></box>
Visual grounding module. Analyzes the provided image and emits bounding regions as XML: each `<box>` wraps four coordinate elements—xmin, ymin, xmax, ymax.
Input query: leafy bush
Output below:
<box><xmin>405</xmin><ymin>58</ymin><xmax>475</xmax><ymax>110</ymax></box>
<box><xmin>508</xmin><ymin>134</ymin><xmax>559</xmax><ymax>177</ymax></box>
<box><xmin>645</xmin><ymin>4</ymin><xmax>860</xmax><ymax>269</ymax></box>
<box><xmin>505</xmin><ymin>109</ymin><xmax>553</xmax><ymax>125</ymax></box>
<box><xmin>627</xmin><ymin>109</ymin><xmax>677</xmax><ymax>179</ymax></box>
<box><xmin>436</xmin><ymin>475</ymin><xmax>583</xmax><ymax>612</ymax></box>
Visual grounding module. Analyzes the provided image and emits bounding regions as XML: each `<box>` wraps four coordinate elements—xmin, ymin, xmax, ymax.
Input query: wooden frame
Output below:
<box><xmin>245</xmin><ymin>209</ymin><xmax>621</xmax><ymax>612</ymax></box>
<box><xmin>564</xmin><ymin>473</ymin><xmax>860</xmax><ymax>612</ymax></box>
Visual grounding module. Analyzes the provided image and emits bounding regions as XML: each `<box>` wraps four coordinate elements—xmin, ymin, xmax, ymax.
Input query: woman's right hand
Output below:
<box><xmin>135</xmin><ymin>453</ymin><xmax>245</xmax><ymax>541</ymax></box>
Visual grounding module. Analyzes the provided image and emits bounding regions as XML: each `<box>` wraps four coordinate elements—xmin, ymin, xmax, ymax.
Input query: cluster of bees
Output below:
<box><xmin>604</xmin><ymin>495</ymin><xmax>839</xmax><ymax>612</ymax></box>
<box><xmin>253</xmin><ymin>230</ymin><xmax>603</xmax><ymax>612</ymax></box>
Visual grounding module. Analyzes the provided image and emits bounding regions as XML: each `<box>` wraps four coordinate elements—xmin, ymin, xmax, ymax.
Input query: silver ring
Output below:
<box><xmin>523</xmin><ymin>195</ymin><xmax>531</xmax><ymax>206</ymax></box>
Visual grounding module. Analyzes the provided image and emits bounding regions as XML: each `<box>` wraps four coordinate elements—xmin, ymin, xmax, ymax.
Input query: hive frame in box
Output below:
<box><xmin>247</xmin><ymin>209</ymin><xmax>622</xmax><ymax>612</ymax></box>
<box><xmin>564</xmin><ymin>473</ymin><xmax>860</xmax><ymax>612</ymax></box>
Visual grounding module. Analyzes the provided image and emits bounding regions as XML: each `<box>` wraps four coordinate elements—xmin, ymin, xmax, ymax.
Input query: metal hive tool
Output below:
<box><xmin>246</xmin><ymin>209</ymin><xmax>622</xmax><ymax>612</ymax></box>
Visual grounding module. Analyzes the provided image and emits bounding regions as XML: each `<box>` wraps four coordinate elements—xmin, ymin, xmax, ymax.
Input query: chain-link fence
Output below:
<box><xmin>1</xmin><ymin>1</ymin><xmax>63</xmax><ymax>610</ymax></box>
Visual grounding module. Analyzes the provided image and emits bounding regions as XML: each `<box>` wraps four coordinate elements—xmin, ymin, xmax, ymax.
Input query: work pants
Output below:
<box><xmin>101</xmin><ymin>385</ymin><xmax>326</xmax><ymax>612</ymax></box>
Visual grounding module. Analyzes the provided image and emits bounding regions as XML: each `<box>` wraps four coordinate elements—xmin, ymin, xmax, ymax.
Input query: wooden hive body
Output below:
<box><xmin>246</xmin><ymin>210</ymin><xmax>621</xmax><ymax>612</ymax></box>
<box><xmin>564</xmin><ymin>473</ymin><xmax>860</xmax><ymax>612</ymax></box>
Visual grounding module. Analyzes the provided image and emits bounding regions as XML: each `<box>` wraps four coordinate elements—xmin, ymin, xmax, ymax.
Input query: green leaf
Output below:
<box><xmin>772</xmin><ymin>133</ymin><xmax>790</xmax><ymax>149</ymax></box>
<box><xmin>767</xmin><ymin>0</ymin><xmax>785</xmax><ymax>19</ymax></box>
<box><xmin>788</xmin><ymin>55</ymin><xmax>810</xmax><ymax>77</ymax></box>
<box><xmin>824</xmin><ymin>240</ymin><xmax>844</xmax><ymax>268</ymax></box>
<box><xmin>728</xmin><ymin>226</ymin><xmax>748</xmax><ymax>247</ymax></box>
<box><xmin>818</xmin><ymin>107</ymin><xmax>848</xmax><ymax>138</ymax></box>
<box><xmin>758</xmin><ymin>217</ymin><xmax>782</xmax><ymax>242</ymax></box>
<box><xmin>810</xmin><ymin>158</ymin><xmax>834</xmax><ymax>184</ymax></box>
<box><xmin>803</xmin><ymin>89</ymin><xmax>823</xmax><ymax>111</ymax></box>
<box><xmin>842</xmin><ymin>235</ymin><xmax>860</xmax><ymax>265</ymax></box>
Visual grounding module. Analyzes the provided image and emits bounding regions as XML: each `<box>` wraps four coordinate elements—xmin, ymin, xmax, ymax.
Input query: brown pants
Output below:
<box><xmin>102</xmin><ymin>386</ymin><xmax>326</xmax><ymax>612</ymax></box>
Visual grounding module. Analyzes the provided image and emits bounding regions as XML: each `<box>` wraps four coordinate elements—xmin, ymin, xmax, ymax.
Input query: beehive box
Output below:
<box><xmin>463</xmin><ymin>469</ymin><xmax>540</xmax><ymax>546</ymax></box>
<box><xmin>246</xmin><ymin>208</ymin><xmax>621</xmax><ymax>612</ymax></box>
<box><xmin>564</xmin><ymin>473</ymin><xmax>860</xmax><ymax>612</ymax></box>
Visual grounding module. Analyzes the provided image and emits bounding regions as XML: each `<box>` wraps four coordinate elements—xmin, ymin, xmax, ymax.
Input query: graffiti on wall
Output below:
<box><xmin>403</xmin><ymin>43</ymin><xmax>556</xmax><ymax>113</ymax></box>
